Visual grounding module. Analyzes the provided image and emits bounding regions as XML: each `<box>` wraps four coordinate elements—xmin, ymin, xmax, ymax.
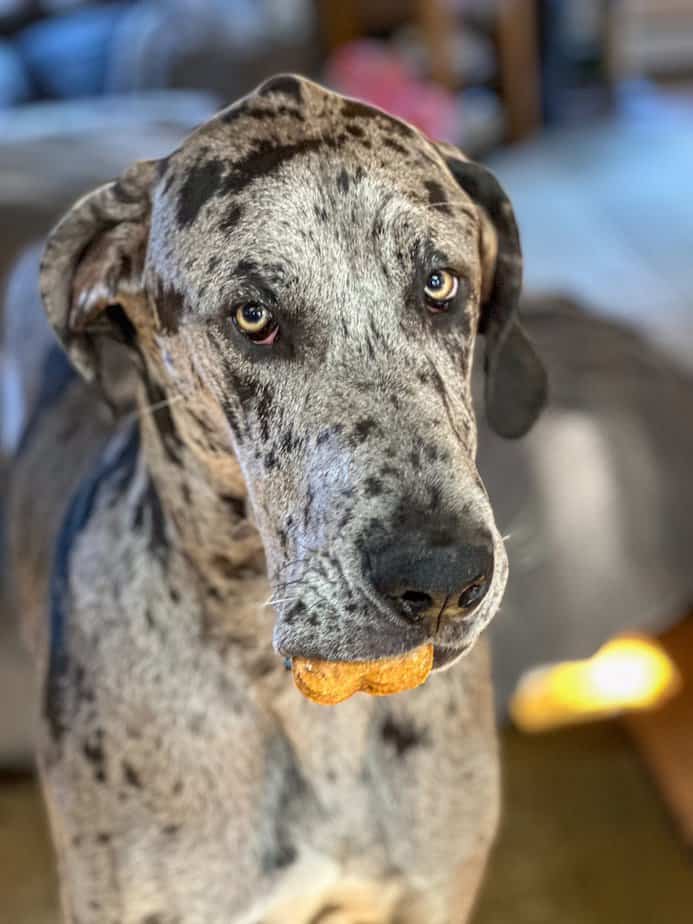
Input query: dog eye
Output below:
<box><xmin>424</xmin><ymin>269</ymin><xmax>459</xmax><ymax>310</ymax></box>
<box><xmin>233</xmin><ymin>303</ymin><xmax>278</xmax><ymax>344</ymax></box>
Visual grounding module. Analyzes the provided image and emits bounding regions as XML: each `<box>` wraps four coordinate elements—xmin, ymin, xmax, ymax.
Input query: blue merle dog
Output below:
<box><xmin>8</xmin><ymin>75</ymin><xmax>546</xmax><ymax>923</ymax></box>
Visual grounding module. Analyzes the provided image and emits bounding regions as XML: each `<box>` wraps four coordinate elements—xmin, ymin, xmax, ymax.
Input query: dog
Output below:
<box><xmin>8</xmin><ymin>75</ymin><xmax>546</xmax><ymax>924</ymax></box>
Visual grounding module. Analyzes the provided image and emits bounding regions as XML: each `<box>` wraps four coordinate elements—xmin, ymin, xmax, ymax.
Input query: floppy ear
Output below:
<box><xmin>39</xmin><ymin>159</ymin><xmax>158</xmax><ymax>400</ymax></box>
<box><xmin>436</xmin><ymin>146</ymin><xmax>548</xmax><ymax>438</ymax></box>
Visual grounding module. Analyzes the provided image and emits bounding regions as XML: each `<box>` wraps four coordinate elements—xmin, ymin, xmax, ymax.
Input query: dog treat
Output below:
<box><xmin>292</xmin><ymin>644</ymin><xmax>434</xmax><ymax>705</ymax></box>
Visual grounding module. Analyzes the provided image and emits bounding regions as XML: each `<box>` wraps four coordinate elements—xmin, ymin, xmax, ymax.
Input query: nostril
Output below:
<box><xmin>458</xmin><ymin>576</ymin><xmax>489</xmax><ymax>610</ymax></box>
<box><xmin>400</xmin><ymin>590</ymin><xmax>434</xmax><ymax>616</ymax></box>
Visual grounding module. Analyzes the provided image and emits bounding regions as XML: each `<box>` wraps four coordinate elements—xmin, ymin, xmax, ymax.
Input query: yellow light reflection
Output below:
<box><xmin>510</xmin><ymin>636</ymin><xmax>682</xmax><ymax>733</ymax></box>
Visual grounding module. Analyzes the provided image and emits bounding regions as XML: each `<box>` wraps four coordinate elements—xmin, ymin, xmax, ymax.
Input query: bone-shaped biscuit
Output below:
<box><xmin>292</xmin><ymin>644</ymin><xmax>434</xmax><ymax>705</ymax></box>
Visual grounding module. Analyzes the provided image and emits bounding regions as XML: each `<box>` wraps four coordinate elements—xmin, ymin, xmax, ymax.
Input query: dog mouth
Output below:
<box><xmin>274</xmin><ymin>598</ymin><xmax>487</xmax><ymax>673</ymax></box>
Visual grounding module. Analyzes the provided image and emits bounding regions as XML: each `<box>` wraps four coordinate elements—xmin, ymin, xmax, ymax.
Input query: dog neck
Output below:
<box><xmin>135</xmin><ymin>382</ymin><xmax>273</xmax><ymax>651</ymax></box>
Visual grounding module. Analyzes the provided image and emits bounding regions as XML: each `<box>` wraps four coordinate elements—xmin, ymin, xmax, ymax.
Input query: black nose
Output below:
<box><xmin>370</xmin><ymin>525</ymin><xmax>494</xmax><ymax>622</ymax></box>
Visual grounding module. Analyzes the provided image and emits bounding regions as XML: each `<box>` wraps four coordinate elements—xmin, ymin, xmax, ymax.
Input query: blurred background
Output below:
<box><xmin>1</xmin><ymin>1</ymin><xmax>692</xmax><ymax>921</ymax></box>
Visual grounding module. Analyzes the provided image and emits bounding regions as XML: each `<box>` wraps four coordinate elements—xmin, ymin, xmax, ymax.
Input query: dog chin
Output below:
<box><xmin>432</xmin><ymin>642</ymin><xmax>473</xmax><ymax>672</ymax></box>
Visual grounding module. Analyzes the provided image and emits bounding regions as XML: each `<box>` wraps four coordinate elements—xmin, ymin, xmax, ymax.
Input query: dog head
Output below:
<box><xmin>40</xmin><ymin>75</ymin><xmax>546</xmax><ymax>671</ymax></box>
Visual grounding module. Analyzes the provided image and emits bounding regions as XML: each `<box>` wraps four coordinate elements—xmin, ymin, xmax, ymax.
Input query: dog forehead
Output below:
<box><xmin>154</xmin><ymin>75</ymin><xmax>463</xmax><ymax>231</ymax></box>
<box><xmin>147</xmin><ymin>76</ymin><xmax>480</xmax><ymax>301</ymax></box>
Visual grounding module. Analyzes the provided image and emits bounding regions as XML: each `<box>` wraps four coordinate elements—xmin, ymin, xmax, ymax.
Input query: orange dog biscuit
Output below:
<box><xmin>292</xmin><ymin>644</ymin><xmax>434</xmax><ymax>705</ymax></box>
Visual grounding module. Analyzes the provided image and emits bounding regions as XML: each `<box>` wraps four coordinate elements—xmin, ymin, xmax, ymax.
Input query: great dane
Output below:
<box><xmin>8</xmin><ymin>75</ymin><xmax>546</xmax><ymax>923</ymax></box>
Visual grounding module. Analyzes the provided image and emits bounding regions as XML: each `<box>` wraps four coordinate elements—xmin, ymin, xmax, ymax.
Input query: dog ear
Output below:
<box><xmin>39</xmin><ymin>160</ymin><xmax>158</xmax><ymax>396</ymax></box>
<box><xmin>436</xmin><ymin>146</ymin><xmax>547</xmax><ymax>438</ymax></box>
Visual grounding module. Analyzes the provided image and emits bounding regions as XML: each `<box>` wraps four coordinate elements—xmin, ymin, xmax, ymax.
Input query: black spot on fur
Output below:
<box><xmin>281</xmin><ymin>427</ymin><xmax>299</xmax><ymax>455</ymax></box>
<box><xmin>96</xmin><ymin>832</ymin><xmax>111</xmax><ymax>844</ymax></box>
<box><xmin>265</xmin><ymin>449</ymin><xmax>278</xmax><ymax>471</ymax></box>
<box><xmin>133</xmin><ymin>477</ymin><xmax>169</xmax><ymax>560</ymax></box>
<box><xmin>122</xmin><ymin>761</ymin><xmax>142</xmax><ymax>788</ymax></box>
<box><xmin>341</xmin><ymin>99</ymin><xmax>378</xmax><ymax>121</ymax></box>
<box><xmin>219</xmin><ymin>494</ymin><xmax>245</xmax><ymax>520</ymax></box>
<box><xmin>162</xmin><ymin>824</ymin><xmax>180</xmax><ymax>837</ymax></box>
<box><xmin>313</xmin><ymin>204</ymin><xmax>328</xmax><ymax>223</ymax></box>
<box><xmin>303</xmin><ymin>485</ymin><xmax>314</xmax><ymax>529</ymax></box>
<box><xmin>211</xmin><ymin>555</ymin><xmax>238</xmax><ymax>579</ymax></box>
<box><xmin>316</xmin><ymin>428</ymin><xmax>331</xmax><ymax>445</ymax></box>
<box><xmin>346</xmin><ymin>123</ymin><xmax>365</xmax><ymax>138</ymax></box>
<box><xmin>275</xmin><ymin>843</ymin><xmax>297</xmax><ymax>868</ymax></box>
<box><xmin>424</xmin><ymin>180</ymin><xmax>452</xmax><ymax>216</ymax></box>
<box><xmin>259</xmin><ymin>75</ymin><xmax>303</xmax><ymax>103</ymax></box>
<box><xmin>353</xmin><ymin>418</ymin><xmax>377</xmax><ymax>443</ymax></box>
<box><xmin>278</xmin><ymin>103</ymin><xmax>305</xmax><ymax>121</ymax></box>
<box><xmin>256</xmin><ymin>383</ymin><xmax>275</xmax><ymax>443</ymax></box>
<box><xmin>223</xmin><ymin>138</ymin><xmax>322</xmax><ymax>197</ymax></box>
<box><xmin>219</xmin><ymin>202</ymin><xmax>243</xmax><ymax>234</ymax></box>
<box><xmin>381</xmin><ymin>716</ymin><xmax>430</xmax><ymax>757</ymax></box>
<box><xmin>226</xmin><ymin>369</ymin><xmax>260</xmax><ymax>407</ymax></box>
<box><xmin>177</xmin><ymin>158</ymin><xmax>225</xmax><ymax>227</ymax></box>
<box><xmin>364</xmin><ymin>477</ymin><xmax>383</xmax><ymax>497</ymax></box>
<box><xmin>83</xmin><ymin>729</ymin><xmax>107</xmax><ymax>782</ymax></box>
<box><xmin>383</xmin><ymin>137</ymin><xmax>408</xmax><ymax>156</ymax></box>
<box><xmin>243</xmin><ymin>105</ymin><xmax>274</xmax><ymax>122</ymax></box>
<box><xmin>336</xmin><ymin>167</ymin><xmax>350</xmax><ymax>194</ymax></box>
<box><xmin>155</xmin><ymin>285</ymin><xmax>184</xmax><ymax>334</ymax></box>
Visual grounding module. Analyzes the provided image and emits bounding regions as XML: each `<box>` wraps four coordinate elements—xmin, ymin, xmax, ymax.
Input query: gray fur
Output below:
<box><xmin>12</xmin><ymin>75</ymin><xmax>545</xmax><ymax>923</ymax></box>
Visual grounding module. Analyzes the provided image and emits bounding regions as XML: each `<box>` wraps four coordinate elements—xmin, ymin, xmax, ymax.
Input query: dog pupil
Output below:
<box><xmin>244</xmin><ymin>304</ymin><xmax>263</xmax><ymax>323</ymax></box>
<box><xmin>428</xmin><ymin>273</ymin><xmax>442</xmax><ymax>290</ymax></box>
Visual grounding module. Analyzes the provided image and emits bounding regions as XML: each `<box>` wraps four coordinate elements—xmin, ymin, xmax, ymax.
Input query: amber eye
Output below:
<box><xmin>424</xmin><ymin>269</ymin><xmax>459</xmax><ymax>308</ymax></box>
<box><xmin>233</xmin><ymin>303</ymin><xmax>278</xmax><ymax>343</ymax></box>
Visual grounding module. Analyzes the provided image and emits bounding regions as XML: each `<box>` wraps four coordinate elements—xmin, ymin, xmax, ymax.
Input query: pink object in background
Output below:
<box><xmin>325</xmin><ymin>40</ymin><xmax>459</xmax><ymax>143</ymax></box>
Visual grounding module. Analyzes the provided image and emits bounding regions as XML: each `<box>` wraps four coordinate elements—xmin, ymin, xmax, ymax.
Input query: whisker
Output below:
<box><xmin>273</xmin><ymin>576</ymin><xmax>310</xmax><ymax>591</ymax></box>
<box><xmin>275</xmin><ymin>556</ymin><xmax>312</xmax><ymax>575</ymax></box>
<box><xmin>123</xmin><ymin>380</ymin><xmax>199</xmax><ymax>427</ymax></box>
<box><xmin>263</xmin><ymin>596</ymin><xmax>297</xmax><ymax>608</ymax></box>
<box><xmin>132</xmin><ymin>391</ymin><xmax>189</xmax><ymax>420</ymax></box>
